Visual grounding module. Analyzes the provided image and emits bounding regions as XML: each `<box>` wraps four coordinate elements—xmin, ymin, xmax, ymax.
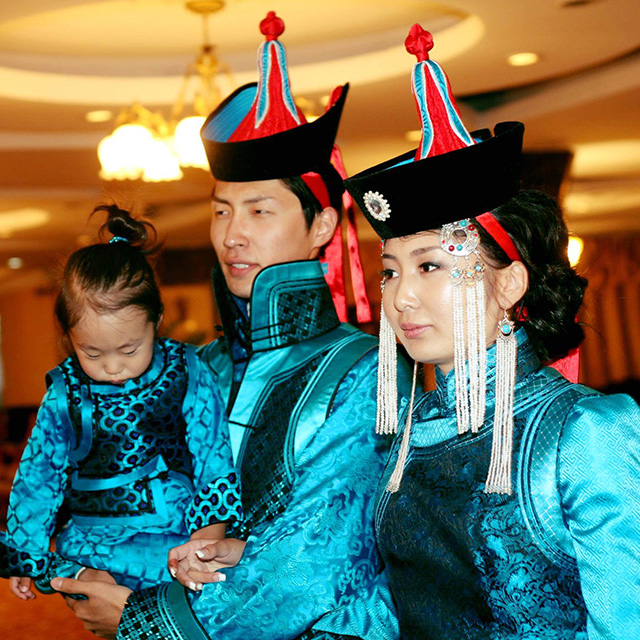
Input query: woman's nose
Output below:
<box><xmin>393</xmin><ymin>275</ymin><xmax>420</xmax><ymax>312</ymax></box>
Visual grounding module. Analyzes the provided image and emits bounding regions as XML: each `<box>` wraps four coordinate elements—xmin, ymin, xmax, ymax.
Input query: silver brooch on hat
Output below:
<box><xmin>363</xmin><ymin>191</ymin><xmax>391</xmax><ymax>221</ymax></box>
<box><xmin>439</xmin><ymin>219</ymin><xmax>480</xmax><ymax>256</ymax></box>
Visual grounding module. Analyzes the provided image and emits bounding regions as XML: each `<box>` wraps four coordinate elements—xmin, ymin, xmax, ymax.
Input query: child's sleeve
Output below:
<box><xmin>0</xmin><ymin>385</ymin><xmax>71</xmax><ymax>578</ymax></box>
<box><xmin>181</xmin><ymin>349</ymin><xmax>241</xmax><ymax>536</ymax></box>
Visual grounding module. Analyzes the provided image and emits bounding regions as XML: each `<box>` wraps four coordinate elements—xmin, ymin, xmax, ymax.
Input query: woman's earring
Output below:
<box><xmin>485</xmin><ymin>309</ymin><xmax>517</xmax><ymax>494</ymax></box>
<box><xmin>441</xmin><ymin>220</ymin><xmax>487</xmax><ymax>436</ymax></box>
<box><xmin>377</xmin><ymin>282</ymin><xmax>398</xmax><ymax>435</ymax></box>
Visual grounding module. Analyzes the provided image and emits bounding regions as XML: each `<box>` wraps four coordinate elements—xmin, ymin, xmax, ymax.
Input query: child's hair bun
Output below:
<box><xmin>94</xmin><ymin>203</ymin><xmax>157</xmax><ymax>252</ymax></box>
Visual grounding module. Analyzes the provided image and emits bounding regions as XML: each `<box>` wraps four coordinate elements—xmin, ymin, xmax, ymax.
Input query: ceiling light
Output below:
<box><xmin>0</xmin><ymin>208</ymin><xmax>51</xmax><ymax>236</ymax></box>
<box><xmin>86</xmin><ymin>110</ymin><xmax>113</xmax><ymax>123</ymax></box>
<box><xmin>405</xmin><ymin>130</ymin><xmax>422</xmax><ymax>142</ymax></box>
<box><xmin>507</xmin><ymin>52</ymin><xmax>539</xmax><ymax>67</ymax></box>
<box><xmin>98</xmin><ymin>1</ymin><xmax>232</xmax><ymax>182</ymax></box>
<box><xmin>568</xmin><ymin>236</ymin><xmax>584</xmax><ymax>267</ymax></box>
<box><xmin>7</xmin><ymin>257</ymin><xmax>23</xmax><ymax>270</ymax></box>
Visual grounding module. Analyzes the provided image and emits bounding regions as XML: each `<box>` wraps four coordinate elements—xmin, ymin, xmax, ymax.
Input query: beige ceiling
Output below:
<box><xmin>1</xmin><ymin>0</ymin><xmax>640</xmax><ymax>293</ymax></box>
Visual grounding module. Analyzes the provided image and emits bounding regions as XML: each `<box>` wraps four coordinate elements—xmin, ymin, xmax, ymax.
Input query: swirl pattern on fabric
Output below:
<box><xmin>186</xmin><ymin>472</ymin><xmax>243</xmax><ymax>533</ymax></box>
<box><xmin>0</xmin><ymin>338</ymin><xmax>238</xmax><ymax>592</ymax></box>
<box><xmin>376</xmin><ymin>330</ymin><xmax>640</xmax><ymax>639</ymax></box>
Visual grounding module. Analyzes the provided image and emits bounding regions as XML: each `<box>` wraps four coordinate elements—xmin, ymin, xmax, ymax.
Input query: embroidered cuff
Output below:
<box><xmin>118</xmin><ymin>582</ymin><xmax>208</xmax><ymax>640</ymax></box>
<box><xmin>0</xmin><ymin>538</ymin><xmax>51</xmax><ymax>579</ymax></box>
<box><xmin>33</xmin><ymin>552</ymin><xmax>86</xmax><ymax>597</ymax></box>
<box><xmin>185</xmin><ymin>472</ymin><xmax>242</xmax><ymax>535</ymax></box>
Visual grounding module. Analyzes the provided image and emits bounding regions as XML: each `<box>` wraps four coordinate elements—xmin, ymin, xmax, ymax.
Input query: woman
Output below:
<box><xmin>344</xmin><ymin>25</ymin><xmax>640</xmax><ymax>639</ymax></box>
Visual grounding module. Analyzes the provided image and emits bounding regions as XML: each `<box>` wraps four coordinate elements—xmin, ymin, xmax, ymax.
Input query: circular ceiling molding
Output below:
<box><xmin>0</xmin><ymin>1</ymin><xmax>467</xmax><ymax>57</ymax></box>
<box><xmin>0</xmin><ymin>1</ymin><xmax>483</xmax><ymax>105</ymax></box>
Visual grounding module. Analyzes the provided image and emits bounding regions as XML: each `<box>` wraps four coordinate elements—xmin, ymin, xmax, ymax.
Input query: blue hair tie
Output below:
<box><xmin>110</xmin><ymin>236</ymin><xmax>129</xmax><ymax>244</ymax></box>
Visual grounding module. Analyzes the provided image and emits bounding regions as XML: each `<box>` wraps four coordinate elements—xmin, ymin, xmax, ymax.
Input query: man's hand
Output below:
<box><xmin>168</xmin><ymin>538</ymin><xmax>246</xmax><ymax>591</ymax></box>
<box><xmin>9</xmin><ymin>576</ymin><xmax>36</xmax><ymax>600</ymax></box>
<box><xmin>50</xmin><ymin>576</ymin><xmax>132</xmax><ymax>640</ymax></box>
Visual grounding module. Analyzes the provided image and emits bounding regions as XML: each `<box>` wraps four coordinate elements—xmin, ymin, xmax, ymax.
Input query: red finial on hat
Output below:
<box><xmin>260</xmin><ymin>10</ymin><xmax>285</xmax><ymax>41</ymax></box>
<box><xmin>405</xmin><ymin>24</ymin><xmax>433</xmax><ymax>62</ymax></box>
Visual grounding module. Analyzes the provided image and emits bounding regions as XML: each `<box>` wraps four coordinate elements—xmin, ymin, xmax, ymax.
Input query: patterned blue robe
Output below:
<box><xmin>0</xmin><ymin>338</ymin><xmax>240</xmax><ymax>591</ymax></box>
<box><xmin>376</xmin><ymin>330</ymin><xmax>640</xmax><ymax>639</ymax></box>
<box><xmin>118</xmin><ymin>260</ymin><xmax>409</xmax><ymax>640</ymax></box>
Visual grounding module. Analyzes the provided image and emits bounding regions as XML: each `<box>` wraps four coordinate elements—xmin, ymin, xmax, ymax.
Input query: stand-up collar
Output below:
<box><xmin>434</xmin><ymin>328</ymin><xmax>541</xmax><ymax>416</ymax></box>
<box><xmin>212</xmin><ymin>259</ymin><xmax>340</xmax><ymax>353</ymax></box>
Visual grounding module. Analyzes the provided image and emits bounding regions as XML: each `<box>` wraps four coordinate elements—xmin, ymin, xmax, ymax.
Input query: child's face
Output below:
<box><xmin>69</xmin><ymin>306</ymin><xmax>156</xmax><ymax>384</ymax></box>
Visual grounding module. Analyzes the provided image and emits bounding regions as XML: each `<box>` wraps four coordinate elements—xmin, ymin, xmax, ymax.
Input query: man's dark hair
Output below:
<box><xmin>280</xmin><ymin>172</ymin><xmax>344</xmax><ymax>229</ymax></box>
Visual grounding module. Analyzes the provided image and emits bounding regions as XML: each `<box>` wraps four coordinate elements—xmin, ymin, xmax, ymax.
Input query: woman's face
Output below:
<box><xmin>382</xmin><ymin>231</ymin><xmax>504</xmax><ymax>373</ymax></box>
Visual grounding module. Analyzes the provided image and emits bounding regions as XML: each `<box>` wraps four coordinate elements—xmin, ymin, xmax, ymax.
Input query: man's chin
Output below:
<box><xmin>224</xmin><ymin>275</ymin><xmax>256</xmax><ymax>299</ymax></box>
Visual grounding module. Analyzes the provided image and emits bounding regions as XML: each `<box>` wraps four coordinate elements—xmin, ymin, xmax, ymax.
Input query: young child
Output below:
<box><xmin>0</xmin><ymin>204</ymin><xmax>241</xmax><ymax>598</ymax></box>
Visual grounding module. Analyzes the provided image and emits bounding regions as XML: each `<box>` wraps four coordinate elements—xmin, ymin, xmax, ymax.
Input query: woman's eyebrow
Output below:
<box><xmin>383</xmin><ymin>246</ymin><xmax>440</xmax><ymax>260</ymax></box>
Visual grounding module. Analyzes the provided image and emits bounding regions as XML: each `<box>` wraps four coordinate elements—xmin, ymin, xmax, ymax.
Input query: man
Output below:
<box><xmin>53</xmin><ymin>12</ymin><xmax>406</xmax><ymax>640</ymax></box>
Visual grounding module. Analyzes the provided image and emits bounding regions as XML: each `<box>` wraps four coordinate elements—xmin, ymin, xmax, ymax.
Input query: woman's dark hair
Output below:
<box><xmin>280</xmin><ymin>170</ymin><xmax>344</xmax><ymax>229</ymax></box>
<box><xmin>473</xmin><ymin>190</ymin><xmax>587</xmax><ymax>363</ymax></box>
<box><xmin>55</xmin><ymin>204</ymin><xmax>163</xmax><ymax>335</ymax></box>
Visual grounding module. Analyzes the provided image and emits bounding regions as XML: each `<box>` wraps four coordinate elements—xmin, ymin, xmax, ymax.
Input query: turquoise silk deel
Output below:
<box><xmin>376</xmin><ymin>329</ymin><xmax>640</xmax><ymax>639</ymax></box>
<box><xmin>118</xmin><ymin>260</ymin><xmax>410</xmax><ymax>640</ymax></box>
<box><xmin>0</xmin><ymin>338</ymin><xmax>240</xmax><ymax>591</ymax></box>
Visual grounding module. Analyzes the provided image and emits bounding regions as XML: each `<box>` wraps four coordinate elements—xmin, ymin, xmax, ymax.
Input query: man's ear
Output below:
<box><xmin>495</xmin><ymin>261</ymin><xmax>529</xmax><ymax>311</ymax></box>
<box><xmin>310</xmin><ymin>206</ymin><xmax>339</xmax><ymax>252</ymax></box>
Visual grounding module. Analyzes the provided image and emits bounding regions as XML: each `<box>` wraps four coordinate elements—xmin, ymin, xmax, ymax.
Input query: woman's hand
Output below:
<box><xmin>9</xmin><ymin>576</ymin><xmax>36</xmax><ymax>600</ymax></box>
<box><xmin>168</xmin><ymin>538</ymin><xmax>246</xmax><ymax>591</ymax></box>
<box><xmin>50</xmin><ymin>576</ymin><xmax>131</xmax><ymax>640</ymax></box>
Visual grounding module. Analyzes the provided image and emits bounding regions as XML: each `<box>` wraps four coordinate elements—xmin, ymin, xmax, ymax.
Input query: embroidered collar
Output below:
<box><xmin>433</xmin><ymin>328</ymin><xmax>540</xmax><ymax>416</ymax></box>
<box><xmin>212</xmin><ymin>259</ymin><xmax>340</xmax><ymax>354</ymax></box>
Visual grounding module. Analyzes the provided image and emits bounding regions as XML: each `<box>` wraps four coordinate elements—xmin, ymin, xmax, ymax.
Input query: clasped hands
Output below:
<box><xmin>168</xmin><ymin>537</ymin><xmax>246</xmax><ymax>591</ymax></box>
<box><xmin>44</xmin><ymin>535</ymin><xmax>245</xmax><ymax>639</ymax></box>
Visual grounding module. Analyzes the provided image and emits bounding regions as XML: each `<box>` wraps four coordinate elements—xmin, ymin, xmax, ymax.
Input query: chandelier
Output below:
<box><xmin>97</xmin><ymin>1</ymin><xmax>232</xmax><ymax>182</ymax></box>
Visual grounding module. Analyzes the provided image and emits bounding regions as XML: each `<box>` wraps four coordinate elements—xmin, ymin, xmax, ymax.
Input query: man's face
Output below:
<box><xmin>210</xmin><ymin>179</ymin><xmax>331</xmax><ymax>298</ymax></box>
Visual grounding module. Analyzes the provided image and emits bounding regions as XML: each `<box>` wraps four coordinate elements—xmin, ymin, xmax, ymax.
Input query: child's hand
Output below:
<box><xmin>9</xmin><ymin>576</ymin><xmax>36</xmax><ymax>600</ymax></box>
<box><xmin>167</xmin><ymin>538</ymin><xmax>246</xmax><ymax>591</ymax></box>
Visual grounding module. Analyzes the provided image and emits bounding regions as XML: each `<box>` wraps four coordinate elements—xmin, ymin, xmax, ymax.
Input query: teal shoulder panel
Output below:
<box><xmin>518</xmin><ymin>379</ymin><xmax>599</xmax><ymax>567</ymax></box>
<box><xmin>45</xmin><ymin>366</ymin><xmax>76</xmax><ymax>450</ymax></box>
<box><xmin>197</xmin><ymin>340</ymin><xmax>233</xmax><ymax>407</ymax></box>
<box><xmin>292</xmin><ymin>328</ymin><xmax>376</xmax><ymax>456</ymax></box>
<box><xmin>182</xmin><ymin>343</ymin><xmax>200</xmax><ymax>416</ymax></box>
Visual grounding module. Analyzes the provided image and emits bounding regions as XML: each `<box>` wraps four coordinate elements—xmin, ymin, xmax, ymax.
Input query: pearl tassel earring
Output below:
<box><xmin>466</xmin><ymin>256</ymin><xmax>486</xmax><ymax>433</ymax></box>
<box><xmin>376</xmin><ymin>285</ymin><xmax>398</xmax><ymax>435</ymax></box>
<box><xmin>442</xmin><ymin>220</ymin><xmax>487</xmax><ymax>436</ymax></box>
<box><xmin>451</xmin><ymin>262</ymin><xmax>470</xmax><ymax>435</ymax></box>
<box><xmin>485</xmin><ymin>310</ymin><xmax>517</xmax><ymax>494</ymax></box>
<box><xmin>387</xmin><ymin>360</ymin><xmax>418</xmax><ymax>493</ymax></box>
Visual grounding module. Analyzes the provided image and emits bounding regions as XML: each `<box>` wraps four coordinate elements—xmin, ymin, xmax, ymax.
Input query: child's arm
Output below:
<box><xmin>182</xmin><ymin>351</ymin><xmax>242</xmax><ymax>537</ymax></box>
<box><xmin>0</xmin><ymin>384</ymin><xmax>71</xmax><ymax>596</ymax></box>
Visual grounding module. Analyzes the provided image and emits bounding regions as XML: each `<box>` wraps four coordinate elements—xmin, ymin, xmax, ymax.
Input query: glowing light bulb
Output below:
<box><xmin>568</xmin><ymin>236</ymin><xmax>584</xmax><ymax>267</ymax></box>
<box><xmin>98</xmin><ymin>124</ymin><xmax>156</xmax><ymax>180</ymax></box>
<box><xmin>142</xmin><ymin>139</ymin><xmax>183</xmax><ymax>182</ymax></box>
<box><xmin>174</xmin><ymin>116</ymin><xmax>208</xmax><ymax>169</ymax></box>
<box><xmin>507</xmin><ymin>52</ymin><xmax>539</xmax><ymax>67</ymax></box>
